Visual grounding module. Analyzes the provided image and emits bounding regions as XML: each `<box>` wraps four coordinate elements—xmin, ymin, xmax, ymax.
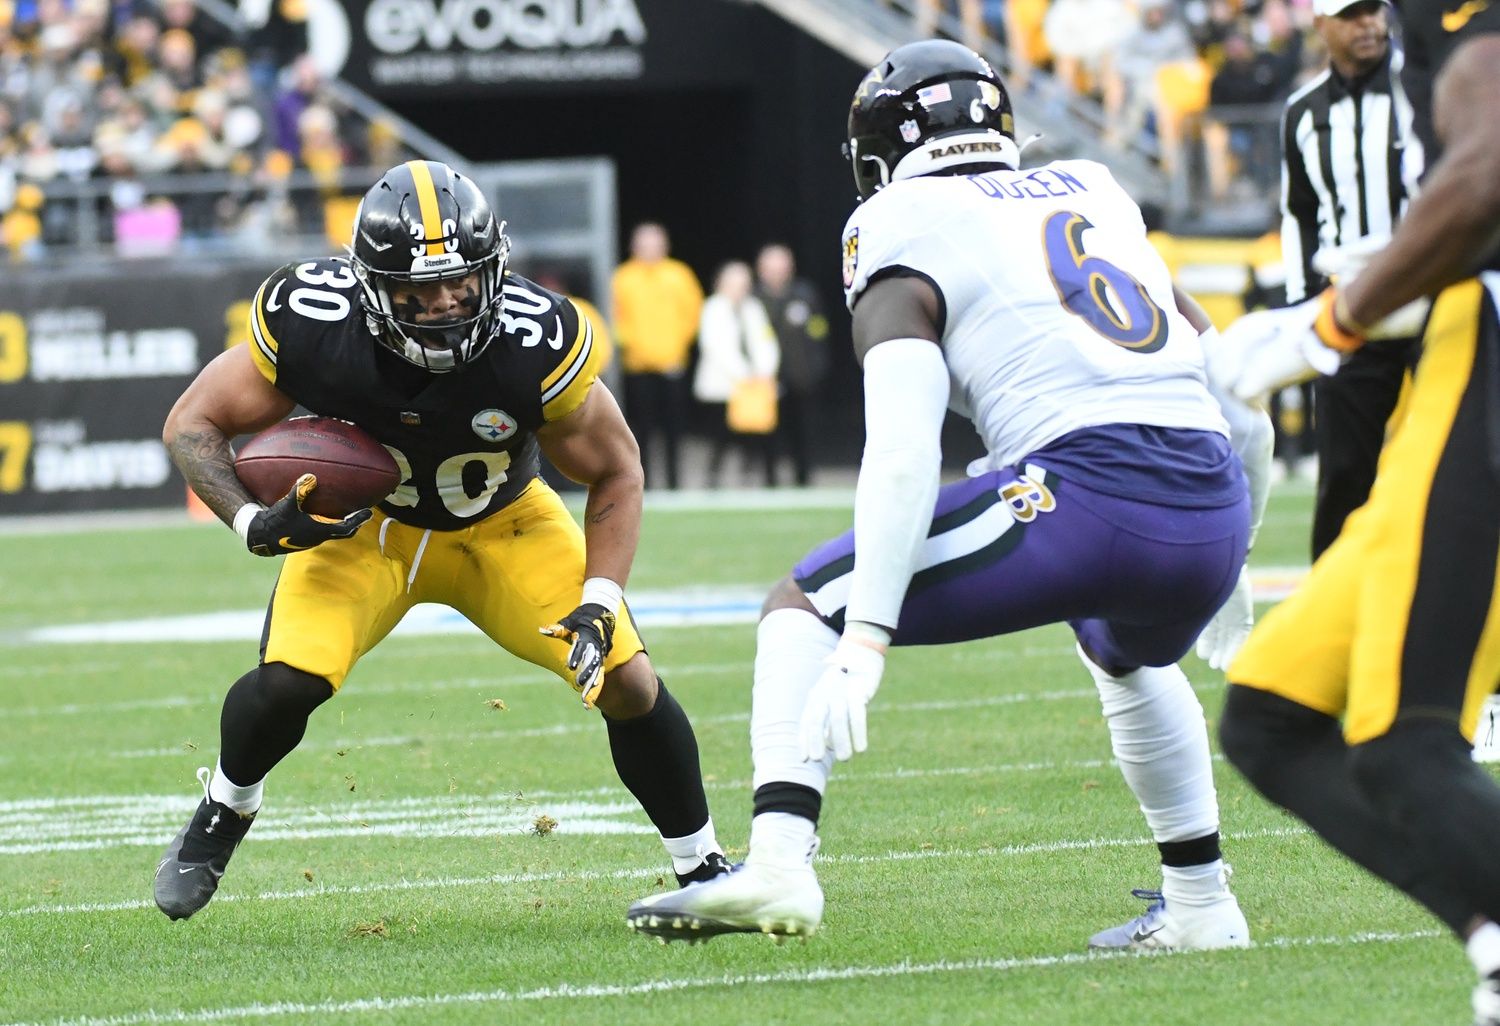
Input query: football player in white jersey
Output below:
<box><xmin>628</xmin><ymin>40</ymin><xmax>1271</xmax><ymax>949</ymax></box>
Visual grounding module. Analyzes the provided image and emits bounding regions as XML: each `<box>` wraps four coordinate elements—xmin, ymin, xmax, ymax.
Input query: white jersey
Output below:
<box><xmin>840</xmin><ymin>159</ymin><xmax>1227</xmax><ymax>468</ymax></box>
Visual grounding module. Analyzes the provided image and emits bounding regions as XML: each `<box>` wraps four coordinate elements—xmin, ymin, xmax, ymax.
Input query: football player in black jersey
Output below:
<box><xmin>154</xmin><ymin>160</ymin><xmax>727</xmax><ymax>921</ymax></box>
<box><xmin>1215</xmin><ymin>2</ymin><xmax>1500</xmax><ymax>1020</ymax></box>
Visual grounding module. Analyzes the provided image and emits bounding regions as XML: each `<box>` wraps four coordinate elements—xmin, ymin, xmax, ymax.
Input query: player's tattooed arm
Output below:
<box><xmin>537</xmin><ymin>383</ymin><xmax>642</xmax><ymax>588</ymax></box>
<box><xmin>163</xmin><ymin>345</ymin><xmax>297</xmax><ymax>527</ymax></box>
<box><xmin>166</xmin><ymin>429</ymin><xmax>254</xmax><ymax>526</ymax></box>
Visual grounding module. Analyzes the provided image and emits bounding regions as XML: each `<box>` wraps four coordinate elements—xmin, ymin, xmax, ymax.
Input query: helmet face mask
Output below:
<box><xmin>845</xmin><ymin>40</ymin><xmax>1018</xmax><ymax>201</ymax></box>
<box><xmin>349</xmin><ymin>161</ymin><xmax>511</xmax><ymax>372</ymax></box>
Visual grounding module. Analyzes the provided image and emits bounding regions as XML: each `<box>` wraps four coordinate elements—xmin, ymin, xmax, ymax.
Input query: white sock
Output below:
<box><xmin>208</xmin><ymin>758</ymin><xmax>264</xmax><ymax>816</ymax></box>
<box><xmin>662</xmin><ymin>817</ymin><xmax>721</xmax><ymax>876</ymax></box>
<box><xmin>1469</xmin><ymin>921</ymin><xmax>1500</xmax><ymax>978</ymax></box>
<box><xmin>750</xmin><ymin>608</ymin><xmax>839</xmax><ymax>794</ymax></box>
<box><xmin>748</xmin><ymin>812</ymin><xmax>818</xmax><ymax>868</ymax></box>
<box><xmin>1162</xmin><ymin>860</ymin><xmax>1229</xmax><ymax>907</ymax></box>
<box><xmin>1077</xmin><ymin>644</ymin><xmax>1220</xmax><ymax>842</ymax></box>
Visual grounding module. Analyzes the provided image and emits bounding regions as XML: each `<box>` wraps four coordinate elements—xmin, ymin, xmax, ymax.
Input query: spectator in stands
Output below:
<box><xmin>1101</xmin><ymin>0</ymin><xmax>1195</xmax><ymax>150</ymax></box>
<box><xmin>755</xmin><ymin>243</ymin><xmax>829</xmax><ymax>488</ymax></box>
<box><xmin>272</xmin><ymin>53</ymin><xmax>321</xmax><ymax>159</ymax></box>
<box><xmin>695</xmin><ymin>260</ymin><xmax>779</xmax><ymax>489</ymax></box>
<box><xmin>1042</xmin><ymin>0</ymin><xmax>1128</xmax><ymax>97</ymax></box>
<box><xmin>156</xmin><ymin>28</ymin><xmax>202</xmax><ymax>94</ymax></box>
<box><xmin>159</xmin><ymin>0</ymin><xmax>232</xmax><ymax>57</ymax></box>
<box><xmin>611</xmin><ymin>221</ymin><xmax>703</xmax><ymax>491</ymax></box>
<box><xmin>1204</xmin><ymin>30</ymin><xmax>1296</xmax><ymax>199</ymax></box>
<box><xmin>111</xmin><ymin>13</ymin><xmax>160</xmax><ymax>87</ymax></box>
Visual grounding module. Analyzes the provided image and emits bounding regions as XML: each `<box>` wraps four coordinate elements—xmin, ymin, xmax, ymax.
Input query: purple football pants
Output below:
<box><xmin>792</xmin><ymin>464</ymin><xmax>1250</xmax><ymax>671</ymax></box>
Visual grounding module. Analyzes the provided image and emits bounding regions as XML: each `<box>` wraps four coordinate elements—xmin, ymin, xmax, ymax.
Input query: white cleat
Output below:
<box><xmin>627</xmin><ymin>858</ymin><xmax>825</xmax><ymax>944</ymax></box>
<box><xmin>1087</xmin><ymin>887</ymin><xmax>1250</xmax><ymax>951</ymax></box>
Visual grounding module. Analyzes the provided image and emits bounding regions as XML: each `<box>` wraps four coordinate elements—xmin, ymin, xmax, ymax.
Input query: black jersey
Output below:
<box><xmin>246</xmin><ymin>257</ymin><xmax>603</xmax><ymax>531</ymax></box>
<box><xmin>1397</xmin><ymin>0</ymin><xmax>1500</xmax><ymax>268</ymax></box>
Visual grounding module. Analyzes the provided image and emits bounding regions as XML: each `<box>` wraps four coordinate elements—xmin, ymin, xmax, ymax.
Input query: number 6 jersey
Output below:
<box><xmin>245</xmin><ymin>256</ymin><xmax>603</xmax><ymax>531</ymax></box>
<box><xmin>840</xmin><ymin>159</ymin><xmax>1227</xmax><ymax>470</ymax></box>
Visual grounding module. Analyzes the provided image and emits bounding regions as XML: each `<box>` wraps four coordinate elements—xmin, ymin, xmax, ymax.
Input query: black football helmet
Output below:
<box><xmin>844</xmin><ymin>40</ymin><xmax>1017</xmax><ymax>201</ymax></box>
<box><xmin>349</xmin><ymin>160</ymin><xmax>510</xmax><ymax>372</ymax></box>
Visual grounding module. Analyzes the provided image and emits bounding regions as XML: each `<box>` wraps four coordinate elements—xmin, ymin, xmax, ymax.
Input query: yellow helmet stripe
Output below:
<box><xmin>406</xmin><ymin>160</ymin><xmax>445</xmax><ymax>257</ymax></box>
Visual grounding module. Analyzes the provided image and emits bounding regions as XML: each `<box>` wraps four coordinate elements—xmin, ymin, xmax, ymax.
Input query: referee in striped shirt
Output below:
<box><xmin>1280</xmin><ymin>0</ymin><xmax>1421</xmax><ymax>558</ymax></box>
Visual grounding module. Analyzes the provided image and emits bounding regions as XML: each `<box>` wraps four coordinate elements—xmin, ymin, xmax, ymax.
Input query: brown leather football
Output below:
<box><xmin>234</xmin><ymin>416</ymin><xmax>399</xmax><ymax>518</ymax></box>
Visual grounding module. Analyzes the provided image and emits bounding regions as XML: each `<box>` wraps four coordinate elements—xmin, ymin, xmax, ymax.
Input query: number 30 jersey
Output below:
<box><xmin>840</xmin><ymin>159</ymin><xmax>1226</xmax><ymax>468</ymax></box>
<box><xmin>245</xmin><ymin>256</ymin><xmax>603</xmax><ymax>531</ymax></box>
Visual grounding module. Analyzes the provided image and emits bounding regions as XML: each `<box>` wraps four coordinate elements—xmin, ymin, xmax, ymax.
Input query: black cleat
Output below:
<box><xmin>153</xmin><ymin>768</ymin><xmax>256</xmax><ymax>921</ymax></box>
<box><xmin>675</xmin><ymin>850</ymin><xmax>732</xmax><ymax>888</ymax></box>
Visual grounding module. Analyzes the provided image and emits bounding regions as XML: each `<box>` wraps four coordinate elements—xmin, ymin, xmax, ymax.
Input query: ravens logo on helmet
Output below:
<box><xmin>844</xmin><ymin>39</ymin><xmax>1019</xmax><ymax>201</ymax></box>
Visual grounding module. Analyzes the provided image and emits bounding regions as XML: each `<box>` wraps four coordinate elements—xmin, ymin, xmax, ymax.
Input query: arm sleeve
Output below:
<box><xmin>1202</xmin><ymin>326</ymin><xmax>1273</xmax><ymax>546</ymax></box>
<box><xmin>1280</xmin><ymin>105</ymin><xmax>1323</xmax><ymax>304</ymax></box>
<box><xmin>541</xmin><ymin>299</ymin><xmax>606</xmax><ymax>422</ymax></box>
<box><xmin>246</xmin><ymin>266</ymin><xmax>293</xmax><ymax>385</ymax></box>
<box><xmin>844</xmin><ymin>338</ymin><xmax>950</xmax><ymax>631</ymax></box>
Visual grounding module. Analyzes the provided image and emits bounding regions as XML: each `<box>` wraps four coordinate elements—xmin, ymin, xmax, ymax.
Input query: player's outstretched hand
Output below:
<box><xmin>1210</xmin><ymin>297</ymin><xmax>1343</xmax><ymax>405</ymax></box>
<box><xmin>1196</xmin><ymin>565</ymin><xmax>1254</xmax><ymax>671</ymax></box>
<box><xmin>539</xmin><ymin>603</ymin><xmax>616</xmax><ymax>709</ymax></box>
<box><xmin>244</xmin><ymin>474</ymin><xmax>371</xmax><ymax>557</ymax></box>
<box><xmin>800</xmin><ymin>637</ymin><xmax>886</xmax><ymax>762</ymax></box>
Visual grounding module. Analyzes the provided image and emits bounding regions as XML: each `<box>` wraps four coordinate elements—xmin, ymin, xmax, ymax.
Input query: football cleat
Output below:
<box><xmin>1475</xmin><ymin>974</ymin><xmax>1500</xmax><ymax>1026</ymax></box>
<box><xmin>628</xmin><ymin>854</ymin><xmax>824</xmax><ymax>943</ymax></box>
<box><xmin>676</xmin><ymin>850</ymin><xmax>732</xmax><ymax>888</ymax></box>
<box><xmin>1087</xmin><ymin>887</ymin><xmax>1250</xmax><ymax>951</ymax></box>
<box><xmin>153</xmin><ymin>767</ymin><xmax>257</xmax><ymax>921</ymax></box>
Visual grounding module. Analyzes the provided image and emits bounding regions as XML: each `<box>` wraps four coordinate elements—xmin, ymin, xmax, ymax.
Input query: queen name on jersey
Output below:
<box><xmin>246</xmin><ymin>257</ymin><xmax>601</xmax><ymax>531</ymax></box>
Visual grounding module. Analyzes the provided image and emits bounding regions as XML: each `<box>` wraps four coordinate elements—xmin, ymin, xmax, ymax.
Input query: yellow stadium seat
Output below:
<box><xmin>323</xmin><ymin>195</ymin><xmax>361</xmax><ymax>249</ymax></box>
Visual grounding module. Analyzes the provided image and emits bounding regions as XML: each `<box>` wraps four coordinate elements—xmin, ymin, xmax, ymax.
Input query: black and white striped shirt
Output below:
<box><xmin>1279</xmin><ymin>50</ymin><xmax>1422</xmax><ymax>303</ymax></box>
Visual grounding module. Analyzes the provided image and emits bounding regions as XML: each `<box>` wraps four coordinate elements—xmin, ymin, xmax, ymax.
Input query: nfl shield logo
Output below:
<box><xmin>899</xmin><ymin>119</ymin><xmax>921</xmax><ymax>143</ymax></box>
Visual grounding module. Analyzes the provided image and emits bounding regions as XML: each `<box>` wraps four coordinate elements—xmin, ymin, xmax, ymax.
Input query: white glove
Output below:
<box><xmin>800</xmin><ymin>637</ymin><xmax>886</xmax><ymax>762</ymax></box>
<box><xmin>1195</xmin><ymin>565</ymin><xmax>1254</xmax><ymax>671</ymax></box>
<box><xmin>1312</xmin><ymin>237</ymin><xmax>1432</xmax><ymax>340</ymax></box>
<box><xmin>1211</xmin><ymin>298</ymin><xmax>1343</xmax><ymax>405</ymax></box>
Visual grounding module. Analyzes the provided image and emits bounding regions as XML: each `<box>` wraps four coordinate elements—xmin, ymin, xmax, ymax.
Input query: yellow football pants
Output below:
<box><xmin>1231</xmin><ymin>277</ymin><xmax>1500</xmax><ymax>744</ymax></box>
<box><xmin>259</xmin><ymin>479</ymin><xmax>645</xmax><ymax>691</ymax></box>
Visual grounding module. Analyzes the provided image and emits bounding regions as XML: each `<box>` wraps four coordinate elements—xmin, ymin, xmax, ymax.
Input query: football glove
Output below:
<box><xmin>539</xmin><ymin>603</ymin><xmax>616</xmax><ymax>709</ymax></box>
<box><xmin>244</xmin><ymin>474</ymin><xmax>371</xmax><ymax>557</ymax></box>
<box><xmin>1209</xmin><ymin>295</ymin><xmax>1346</xmax><ymax>405</ymax></box>
<box><xmin>800</xmin><ymin>636</ymin><xmax>886</xmax><ymax>762</ymax></box>
<box><xmin>1195</xmin><ymin>565</ymin><xmax>1254</xmax><ymax>672</ymax></box>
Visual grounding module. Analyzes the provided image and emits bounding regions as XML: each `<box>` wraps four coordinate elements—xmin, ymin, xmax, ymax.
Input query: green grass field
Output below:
<box><xmin>0</xmin><ymin>482</ymin><xmax>1476</xmax><ymax>1025</ymax></box>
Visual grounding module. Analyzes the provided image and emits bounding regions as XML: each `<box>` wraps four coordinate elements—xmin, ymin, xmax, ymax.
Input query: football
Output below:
<box><xmin>234</xmin><ymin>416</ymin><xmax>400</xmax><ymax>518</ymax></box>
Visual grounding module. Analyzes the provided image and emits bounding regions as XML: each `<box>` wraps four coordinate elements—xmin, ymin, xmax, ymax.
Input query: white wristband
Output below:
<box><xmin>581</xmin><ymin>576</ymin><xmax>624</xmax><ymax>615</ymax></box>
<box><xmin>232</xmin><ymin>503</ymin><xmax>262</xmax><ymax>544</ymax></box>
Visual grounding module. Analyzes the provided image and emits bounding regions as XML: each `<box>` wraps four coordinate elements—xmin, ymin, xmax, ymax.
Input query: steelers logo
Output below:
<box><xmin>471</xmin><ymin>408</ymin><xmax>517</xmax><ymax>443</ymax></box>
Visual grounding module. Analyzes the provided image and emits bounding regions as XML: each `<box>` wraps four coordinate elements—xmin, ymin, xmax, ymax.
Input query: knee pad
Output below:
<box><xmin>1349</xmin><ymin>720</ymin><xmax>1471</xmax><ymax>815</ymax></box>
<box><xmin>1219</xmin><ymin>684</ymin><xmax>1338</xmax><ymax>787</ymax></box>
<box><xmin>249</xmin><ymin>662</ymin><xmax>335</xmax><ymax>719</ymax></box>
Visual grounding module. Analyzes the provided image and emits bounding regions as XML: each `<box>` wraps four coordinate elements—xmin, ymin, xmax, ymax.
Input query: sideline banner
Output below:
<box><xmin>0</xmin><ymin>262</ymin><xmax>275</xmax><ymax>516</ymax></box>
<box><xmin>320</xmin><ymin>0</ymin><xmax>756</xmax><ymax>97</ymax></box>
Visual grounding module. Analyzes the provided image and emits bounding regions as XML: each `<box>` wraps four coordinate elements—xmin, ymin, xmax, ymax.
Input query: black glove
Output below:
<box><xmin>538</xmin><ymin>603</ymin><xmax>617</xmax><ymax>708</ymax></box>
<box><xmin>245</xmin><ymin>474</ymin><xmax>371</xmax><ymax>557</ymax></box>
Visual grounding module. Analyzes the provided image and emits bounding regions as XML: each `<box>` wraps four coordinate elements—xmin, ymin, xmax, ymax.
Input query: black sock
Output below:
<box><xmin>1158</xmin><ymin>832</ymin><xmax>1221</xmax><ymax>868</ymax></box>
<box><xmin>219</xmin><ymin>664</ymin><xmax>333</xmax><ymax>785</ymax></box>
<box><xmin>1221</xmin><ymin>684</ymin><xmax>1476</xmax><ymax>935</ymax></box>
<box><xmin>752</xmin><ymin>782</ymin><xmax>822</xmax><ymax>825</ymax></box>
<box><xmin>1350</xmin><ymin>720</ymin><xmax>1500</xmax><ymax>928</ymax></box>
<box><xmin>604</xmin><ymin>680</ymin><xmax>709</xmax><ymax>838</ymax></box>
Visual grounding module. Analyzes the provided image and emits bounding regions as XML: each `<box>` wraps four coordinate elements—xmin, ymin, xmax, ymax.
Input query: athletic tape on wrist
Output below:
<box><xmin>581</xmin><ymin>577</ymin><xmax>624</xmax><ymax>615</ymax></box>
<box><xmin>232</xmin><ymin>503</ymin><xmax>262</xmax><ymax>544</ymax></box>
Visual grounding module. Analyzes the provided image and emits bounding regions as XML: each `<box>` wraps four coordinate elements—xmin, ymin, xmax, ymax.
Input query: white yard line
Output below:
<box><xmin>0</xmin><ymin>817</ymin><xmax>1286</xmax><ymax>918</ymax></box>
<box><xmin>0</xmin><ymin>928</ymin><xmax>1439</xmax><ymax>1026</ymax></box>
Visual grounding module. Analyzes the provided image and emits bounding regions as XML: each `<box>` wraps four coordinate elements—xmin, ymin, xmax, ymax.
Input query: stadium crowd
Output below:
<box><xmin>913</xmin><ymin>0</ymin><xmax>1319</xmax><ymax>197</ymax></box>
<box><xmin>0</xmin><ymin>0</ymin><xmax>410</xmax><ymax>260</ymax></box>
